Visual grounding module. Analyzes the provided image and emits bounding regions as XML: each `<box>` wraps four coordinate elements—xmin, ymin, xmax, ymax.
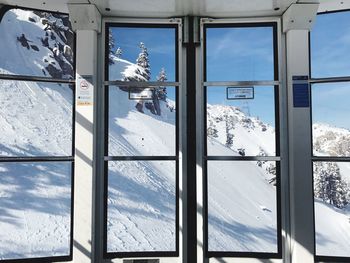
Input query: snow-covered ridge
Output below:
<box><xmin>313</xmin><ymin>123</ymin><xmax>350</xmax><ymax>157</ymax></box>
<box><xmin>207</xmin><ymin>104</ymin><xmax>275</xmax><ymax>156</ymax></box>
<box><xmin>109</xmin><ymin>56</ymin><xmax>147</xmax><ymax>82</ymax></box>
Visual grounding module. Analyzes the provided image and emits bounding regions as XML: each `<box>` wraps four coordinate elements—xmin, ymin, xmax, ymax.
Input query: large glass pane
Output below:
<box><xmin>0</xmin><ymin>162</ymin><xmax>72</xmax><ymax>260</ymax></box>
<box><xmin>107</xmin><ymin>26</ymin><xmax>176</xmax><ymax>82</ymax></box>
<box><xmin>107</xmin><ymin>161</ymin><xmax>176</xmax><ymax>252</ymax></box>
<box><xmin>108</xmin><ymin>86</ymin><xmax>176</xmax><ymax>156</ymax></box>
<box><xmin>311</xmin><ymin>11</ymin><xmax>350</xmax><ymax>78</ymax></box>
<box><xmin>206</xmin><ymin>26</ymin><xmax>275</xmax><ymax>81</ymax></box>
<box><xmin>0</xmin><ymin>9</ymin><xmax>74</xmax><ymax>79</ymax></box>
<box><xmin>0</xmin><ymin>80</ymin><xmax>73</xmax><ymax>157</ymax></box>
<box><xmin>313</xmin><ymin>162</ymin><xmax>350</xmax><ymax>257</ymax></box>
<box><xmin>208</xmin><ymin>161</ymin><xmax>278</xmax><ymax>252</ymax></box>
<box><xmin>207</xmin><ymin>86</ymin><xmax>276</xmax><ymax>156</ymax></box>
<box><xmin>312</xmin><ymin>83</ymin><xmax>350</xmax><ymax>157</ymax></box>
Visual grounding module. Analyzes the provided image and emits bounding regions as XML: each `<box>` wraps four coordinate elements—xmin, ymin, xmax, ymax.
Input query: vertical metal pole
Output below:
<box><xmin>73</xmin><ymin>29</ymin><xmax>98</xmax><ymax>262</ymax></box>
<box><xmin>286</xmin><ymin>30</ymin><xmax>314</xmax><ymax>263</ymax></box>
<box><xmin>185</xmin><ymin>16</ymin><xmax>198</xmax><ymax>263</ymax></box>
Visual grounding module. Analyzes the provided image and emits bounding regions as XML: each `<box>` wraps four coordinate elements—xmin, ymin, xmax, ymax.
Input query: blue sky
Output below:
<box><xmin>311</xmin><ymin>11</ymin><xmax>350</xmax><ymax>129</ymax></box>
<box><xmin>205</xmin><ymin>26</ymin><xmax>275</xmax><ymax>126</ymax></box>
<box><xmin>206</xmin><ymin>27</ymin><xmax>274</xmax><ymax>81</ymax></box>
<box><xmin>312</xmin><ymin>83</ymin><xmax>350</xmax><ymax>130</ymax></box>
<box><xmin>110</xmin><ymin>15</ymin><xmax>350</xmax><ymax>130</ymax></box>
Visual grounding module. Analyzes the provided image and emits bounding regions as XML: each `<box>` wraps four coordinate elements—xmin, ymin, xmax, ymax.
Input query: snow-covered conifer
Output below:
<box><xmin>108</xmin><ymin>29</ymin><xmax>115</xmax><ymax>65</ymax></box>
<box><xmin>225</xmin><ymin>116</ymin><xmax>234</xmax><ymax>148</ymax></box>
<box><xmin>156</xmin><ymin>68</ymin><xmax>167</xmax><ymax>101</ymax></box>
<box><xmin>115</xmin><ymin>47</ymin><xmax>122</xmax><ymax>58</ymax></box>
<box><xmin>136</xmin><ymin>42</ymin><xmax>151</xmax><ymax>81</ymax></box>
<box><xmin>314</xmin><ymin>162</ymin><xmax>349</xmax><ymax>209</ymax></box>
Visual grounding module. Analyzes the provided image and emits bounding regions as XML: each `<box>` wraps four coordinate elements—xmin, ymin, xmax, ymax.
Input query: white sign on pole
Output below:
<box><xmin>129</xmin><ymin>88</ymin><xmax>153</xmax><ymax>100</ymax></box>
<box><xmin>77</xmin><ymin>75</ymin><xmax>93</xmax><ymax>106</ymax></box>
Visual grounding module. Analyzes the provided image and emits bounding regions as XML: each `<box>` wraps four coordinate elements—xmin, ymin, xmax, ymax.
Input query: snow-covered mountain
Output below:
<box><xmin>207</xmin><ymin>104</ymin><xmax>275</xmax><ymax>156</ymax></box>
<box><xmin>0</xmin><ymin>8</ymin><xmax>350</xmax><ymax>259</ymax></box>
<box><xmin>313</xmin><ymin>123</ymin><xmax>350</xmax><ymax>157</ymax></box>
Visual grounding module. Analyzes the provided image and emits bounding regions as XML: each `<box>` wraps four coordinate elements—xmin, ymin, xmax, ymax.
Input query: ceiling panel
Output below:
<box><xmin>5</xmin><ymin>0</ymin><xmax>348</xmax><ymax>20</ymax></box>
<box><xmin>318</xmin><ymin>0</ymin><xmax>350</xmax><ymax>13</ymax></box>
<box><xmin>108</xmin><ymin>0</ymin><xmax>176</xmax><ymax>13</ymax></box>
<box><xmin>98</xmin><ymin>0</ymin><xmax>297</xmax><ymax>18</ymax></box>
<box><xmin>205</xmin><ymin>0</ymin><xmax>274</xmax><ymax>13</ymax></box>
<box><xmin>0</xmin><ymin>0</ymin><xmax>89</xmax><ymax>13</ymax></box>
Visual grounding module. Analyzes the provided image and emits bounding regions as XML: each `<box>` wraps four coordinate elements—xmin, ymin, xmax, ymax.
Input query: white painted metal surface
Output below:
<box><xmin>71</xmin><ymin>4</ymin><xmax>101</xmax><ymax>262</ymax></box>
<box><xmin>68</xmin><ymin>3</ymin><xmax>102</xmax><ymax>33</ymax></box>
<box><xmin>0</xmin><ymin>0</ymin><xmax>348</xmax><ymax>18</ymax></box>
<box><xmin>282</xmin><ymin>3</ymin><xmax>319</xmax><ymax>33</ymax></box>
<box><xmin>0</xmin><ymin>0</ymin><xmax>315</xmax><ymax>17</ymax></box>
<box><xmin>283</xmin><ymin>4</ymin><xmax>319</xmax><ymax>262</ymax></box>
<box><xmin>1</xmin><ymin>0</ymin><xmax>349</xmax><ymax>18</ymax></box>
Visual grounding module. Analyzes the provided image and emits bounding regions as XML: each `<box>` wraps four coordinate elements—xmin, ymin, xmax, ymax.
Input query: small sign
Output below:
<box><xmin>129</xmin><ymin>88</ymin><xmax>153</xmax><ymax>100</ymax></box>
<box><xmin>77</xmin><ymin>75</ymin><xmax>93</xmax><ymax>106</ymax></box>
<box><xmin>293</xmin><ymin>75</ymin><xmax>309</xmax><ymax>108</ymax></box>
<box><xmin>227</xmin><ymin>87</ymin><xmax>254</xmax><ymax>100</ymax></box>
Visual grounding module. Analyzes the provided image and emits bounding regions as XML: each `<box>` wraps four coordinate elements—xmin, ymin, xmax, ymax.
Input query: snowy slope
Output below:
<box><xmin>0</xmin><ymin>74</ymin><xmax>73</xmax><ymax>157</ymax></box>
<box><xmin>106</xmin><ymin>56</ymin><xmax>280</xmax><ymax>252</ymax></box>
<box><xmin>315</xmin><ymin>199</ymin><xmax>350</xmax><ymax>257</ymax></box>
<box><xmin>0</xmin><ymin>163</ymin><xmax>71</xmax><ymax>259</ymax></box>
<box><xmin>107</xmin><ymin>56</ymin><xmax>177</xmax><ymax>251</ymax></box>
<box><xmin>207</xmin><ymin>140</ymin><xmax>277</xmax><ymax>252</ymax></box>
<box><xmin>108</xmin><ymin>56</ymin><xmax>176</xmax><ymax>158</ymax></box>
<box><xmin>0</xmin><ymin>9</ymin><xmax>73</xmax><ymax>260</ymax></box>
<box><xmin>0</xmin><ymin>9</ymin><xmax>73</xmax><ymax>79</ymax></box>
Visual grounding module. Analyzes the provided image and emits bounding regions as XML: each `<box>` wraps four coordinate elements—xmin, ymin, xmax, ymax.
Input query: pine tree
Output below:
<box><xmin>156</xmin><ymin>68</ymin><xmax>167</xmax><ymax>101</ymax></box>
<box><xmin>115</xmin><ymin>47</ymin><xmax>122</xmax><ymax>58</ymax></box>
<box><xmin>257</xmin><ymin>147</ymin><xmax>267</xmax><ymax>167</ymax></box>
<box><xmin>129</xmin><ymin>42</ymin><xmax>151</xmax><ymax>113</ymax></box>
<box><xmin>207</xmin><ymin>120</ymin><xmax>219</xmax><ymax>138</ymax></box>
<box><xmin>238</xmin><ymin>148</ymin><xmax>245</xmax><ymax>156</ymax></box>
<box><xmin>157</xmin><ymin>67</ymin><xmax>167</xmax><ymax>82</ymax></box>
<box><xmin>108</xmin><ymin>29</ymin><xmax>115</xmax><ymax>65</ymax></box>
<box><xmin>314</xmin><ymin>162</ymin><xmax>349</xmax><ymax>209</ymax></box>
<box><xmin>136</xmin><ymin>42</ymin><xmax>151</xmax><ymax>81</ymax></box>
<box><xmin>225</xmin><ymin>115</ymin><xmax>233</xmax><ymax>148</ymax></box>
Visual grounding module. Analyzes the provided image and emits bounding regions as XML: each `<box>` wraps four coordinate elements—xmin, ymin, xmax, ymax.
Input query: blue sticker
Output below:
<box><xmin>293</xmin><ymin>76</ymin><xmax>309</xmax><ymax>108</ymax></box>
